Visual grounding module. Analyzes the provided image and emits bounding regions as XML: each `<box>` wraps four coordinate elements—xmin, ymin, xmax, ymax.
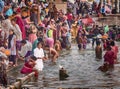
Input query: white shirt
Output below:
<box><xmin>34</xmin><ymin>47</ymin><xmax>44</xmax><ymax>58</ymax></box>
<box><xmin>34</xmin><ymin>47</ymin><xmax>44</xmax><ymax>71</ymax></box>
<box><xmin>19</xmin><ymin>41</ymin><xmax>32</xmax><ymax>57</ymax></box>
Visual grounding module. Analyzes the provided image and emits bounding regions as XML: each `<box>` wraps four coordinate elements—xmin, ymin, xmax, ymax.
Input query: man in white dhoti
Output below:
<box><xmin>33</xmin><ymin>42</ymin><xmax>45</xmax><ymax>71</ymax></box>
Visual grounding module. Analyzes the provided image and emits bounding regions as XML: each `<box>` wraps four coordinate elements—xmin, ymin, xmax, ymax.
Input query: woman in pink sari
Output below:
<box><xmin>28</xmin><ymin>25</ymin><xmax>37</xmax><ymax>44</ymax></box>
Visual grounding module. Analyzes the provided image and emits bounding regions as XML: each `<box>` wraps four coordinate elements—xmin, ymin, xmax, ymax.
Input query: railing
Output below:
<box><xmin>7</xmin><ymin>72</ymin><xmax>35</xmax><ymax>89</ymax></box>
<box><xmin>95</xmin><ymin>15</ymin><xmax>120</xmax><ymax>26</ymax></box>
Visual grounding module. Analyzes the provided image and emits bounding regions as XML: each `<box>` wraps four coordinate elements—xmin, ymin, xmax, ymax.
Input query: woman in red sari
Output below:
<box><xmin>15</xmin><ymin>14</ymin><xmax>26</xmax><ymax>39</ymax></box>
<box><xmin>21</xmin><ymin>55</ymin><xmax>38</xmax><ymax>77</ymax></box>
<box><xmin>104</xmin><ymin>46</ymin><xmax>115</xmax><ymax>68</ymax></box>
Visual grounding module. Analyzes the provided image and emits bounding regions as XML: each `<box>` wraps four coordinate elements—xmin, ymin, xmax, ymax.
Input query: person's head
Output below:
<box><xmin>96</xmin><ymin>41</ymin><xmax>101</xmax><ymax>46</ymax></box>
<box><xmin>30</xmin><ymin>25</ymin><xmax>37</xmax><ymax>33</ymax></box>
<box><xmin>11</xmin><ymin>18</ymin><xmax>16</xmax><ymax>25</ymax></box>
<box><xmin>38</xmin><ymin>37</ymin><xmax>43</xmax><ymax>42</ymax></box>
<box><xmin>37</xmin><ymin>42</ymin><xmax>42</xmax><ymax>49</ymax></box>
<box><xmin>110</xmin><ymin>41</ymin><xmax>115</xmax><ymax>46</ymax></box>
<box><xmin>9</xmin><ymin>29</ymin><xmax>14</xmax><ymax>35</ymax></box>
<box><xmin>21</xmin><ymin>40</ymin><xmax>27</xmax><ymax>46</ymax></box>
<box><xmin>62</xmin><ymin>22</ymin><xmax>67</xmax><ymax>27</ymax></box>
<box><xmin>30</xmin><ymin>55</ymin><xmax>37</xmax><ymax>61</ymax></box>
<box><xmin>50</xmin><ymin>19</ymin><xmax>55</xmax><ymax>24</ymax></box>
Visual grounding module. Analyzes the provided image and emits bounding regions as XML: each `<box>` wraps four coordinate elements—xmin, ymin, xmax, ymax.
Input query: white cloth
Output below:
<box><xmin>34</xmin><ymin>48</ymin><xmax>44</xmax><ymax>71</ymax></box>
<box><xmin>12</xmin><ymin>24</ymin><xmax>22</xmax><ymax>41</ymax></box>
<box><xmin>9</xmin><ymin>35</ymin><xmax>16</xmax><ymax>55</ymax></box>
<box><xmin>12</xmin><ymin>0</ymin><xmax>18</xmax><ymax>3</ymax></box>
<box><xmin>19</xmin><ymin>41</ymin><xmax>32</xmax><ymax>57</ymax></box>
<box><xmin>19</xmin><ymin>2</ymin><xmax>26</xmax><ymax>8</ymax></box>
<box><xmin>0</xmin><ymin>51</ymin><xmax>7</xmax><ymax>58</ymax></box>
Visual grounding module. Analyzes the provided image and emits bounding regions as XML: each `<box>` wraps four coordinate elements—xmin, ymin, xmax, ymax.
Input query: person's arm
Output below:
<box><xmin>19</xmin><ymin>45</ymin><xmax>28</xmax><ymax>57</ymax></box>
<box><xmin>34</xmin><ymin>48</ymin><xmax>38</xmax><ymax>58</ymax></box>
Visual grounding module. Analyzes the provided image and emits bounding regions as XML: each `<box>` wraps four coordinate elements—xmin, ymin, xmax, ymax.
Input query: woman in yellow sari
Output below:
<box><xmin>71</xmin><ymin>21</ymin><xmax>78</xmax><ymax>39</ymax></box>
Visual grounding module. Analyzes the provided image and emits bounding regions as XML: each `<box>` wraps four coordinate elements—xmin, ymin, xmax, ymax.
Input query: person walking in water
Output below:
<box><xmin>95</xmin><ymin>41</ymin><xmax>102</xmax><ymax>60</ymax></box>
<box><xmin>110</xmin><ymin>41</ymin><xmax>119</xmax><ymax>63</ymax></box>
<box><xmin>104</xmin><ymin>46</ymin><xmax>115</xmax><ymax>69</ymax></box>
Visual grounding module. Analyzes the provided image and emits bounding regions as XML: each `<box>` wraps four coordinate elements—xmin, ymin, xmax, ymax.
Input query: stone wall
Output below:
<box><xmin>55</xmin><ymin>2</ymin><xmax>67</xmax><ymax>14</ymax></box>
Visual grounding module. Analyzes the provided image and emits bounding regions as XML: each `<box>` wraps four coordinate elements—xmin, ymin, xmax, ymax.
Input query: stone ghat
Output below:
<box><xmin>94</xmin><ymin>14</ymin><xmax>120</xmax><ymax>26</ymax></box>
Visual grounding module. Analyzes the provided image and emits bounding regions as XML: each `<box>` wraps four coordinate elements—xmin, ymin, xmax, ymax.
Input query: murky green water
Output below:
<box><xmin>9</xmin><ymin>41</ymin><xmax>120</xmax><ymax>89</ymax></box>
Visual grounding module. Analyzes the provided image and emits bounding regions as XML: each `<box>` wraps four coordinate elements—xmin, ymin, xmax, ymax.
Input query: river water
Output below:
<box><xmin>9</xmin><ymin>41</ymin><xmax>120</xmax><ymax>89</ymax></box>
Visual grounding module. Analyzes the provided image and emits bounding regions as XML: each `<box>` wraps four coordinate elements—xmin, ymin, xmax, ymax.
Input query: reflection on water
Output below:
<box><xmin>10</xmin><ymin>42</ymin><xmax>120</xmax><ymax>89</ymax></box>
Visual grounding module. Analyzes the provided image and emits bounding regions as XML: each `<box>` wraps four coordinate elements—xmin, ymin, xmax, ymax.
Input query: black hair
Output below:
<box><xmin>21</xmin><ymin>40</ymin><xmax>27</xmax><ymax>44</ymax></box>
<box><xmin>38</xmin><ymin>37</ymin><xmax>43</xmax><ymax>42</ymax></box>
<box><xmin>96</xmin><ymin>41</ymin><xmax>101</xmax><ymax>46</ymax></box>
<box><xmin>56</xmin><ymin>20</ymin><xmax>60</xmax><ymax>24</ymax></box>
<box><xmin>45</xmin><ymin>15</ymin><xmax>48</xmax><ymax>18</ymax></box>
<box><xmin>110</xmin><ymin>41</ymin><xmax>115</xmax><ymax>46</ymax></box>
<box><xmin>62</xmin><ymin>22</ymin><xmax>67</xmax><ymax>26</ymax></box>
<box><xmin>37</xmin><ymin>26</ymin><xmax>44</xmax><ymax>31</ymax></box>
<box><xmin>30</xmin><ymin>55</ymin><xmax>37</xmax><ymax>61</ymax></box>
<box><xmin>37</xmin><ymin>41</ymin><xmax>42</xmax><ymax>46</ymax></box>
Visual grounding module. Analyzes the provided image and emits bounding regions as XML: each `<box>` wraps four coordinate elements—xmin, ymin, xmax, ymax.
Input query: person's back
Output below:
<box><xmin>95</xmin><ymin>45</ymin><xmax>102</xmax><ymax>59</ymax></box>
<box><xmin>110</xmin><ymin>41</ymin><xmax>119</xmax><ymax>62</ymax></box>
<box><xmin>104</xmin><ymin>46</ymin><xmax>114</xmax><ymax>68</ymax></box>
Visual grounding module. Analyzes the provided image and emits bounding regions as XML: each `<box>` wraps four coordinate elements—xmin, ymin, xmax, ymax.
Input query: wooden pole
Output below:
<box><xmin>7</xmin><ymin>72</ymin><xmax>35</xmax><ymax>89</ymax></box>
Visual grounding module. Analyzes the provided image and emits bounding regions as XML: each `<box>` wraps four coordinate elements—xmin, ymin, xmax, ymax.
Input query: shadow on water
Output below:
<box><xmin>10</xmin><ymin>42</ymin><xmax>120</xmax><ymax>89</ymax></box>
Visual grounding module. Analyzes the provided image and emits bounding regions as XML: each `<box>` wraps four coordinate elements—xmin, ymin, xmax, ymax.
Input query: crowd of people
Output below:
<box><xmin>0</xmin><ymin>0</ymin><xmax>120</xmax><ymax>88</ymax></box>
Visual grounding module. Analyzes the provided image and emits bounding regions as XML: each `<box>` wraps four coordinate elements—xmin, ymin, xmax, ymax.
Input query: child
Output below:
<box><xmin>45</xmin><ymin>45</ymin><xmax>59</xmax><ymax>63</ymax></box>
<box><xmin>20</xmin><ymin>55</ymin><xmax>38</xmax><ymax>77</ymax></box>
<box><xmin>95</xmin><ymin>41</ymin><xmax>102</xmax><ymax>59</ymax></box>
<box><xmin>8</xmin><ymin>29</ymin><xmax>17</xmax><ymax>66</ymax></box>
<box><xmin>34</xmin><ymin>42</ymin><xmax>46</xmax><ymax>71</ymax></box>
